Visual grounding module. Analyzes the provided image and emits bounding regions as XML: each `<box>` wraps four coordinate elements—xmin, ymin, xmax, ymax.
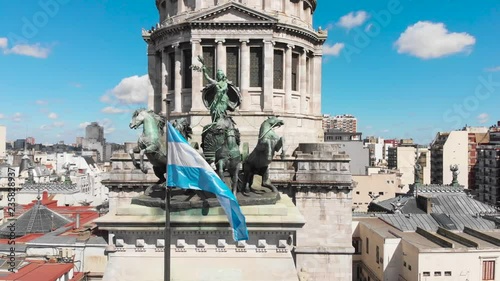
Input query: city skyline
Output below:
<box><xmin>0</xmin><ymin>0</ymin><xmax>498</xmax><ymax>144</ymax></box>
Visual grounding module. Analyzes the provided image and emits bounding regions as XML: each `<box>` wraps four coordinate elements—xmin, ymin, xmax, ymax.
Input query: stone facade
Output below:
<box><xmin>270</xmin><ymin>143</ymin><xmax>354</xmax><ymax>281</ymax></box>
<box><xmin>144</xmin><ymin>0</ymin><xmax>326</xmax><ymax>152</ymax></box>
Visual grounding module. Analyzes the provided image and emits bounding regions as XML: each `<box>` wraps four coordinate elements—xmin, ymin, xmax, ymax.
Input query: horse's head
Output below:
<box><xmin>265</xmin><ymin>115</ymin><xmax>284</xmax><ymax>129</ymax></box>
<box><xmin>172</xmin><ymin>117</ymin><xmax>192</xmax><ymax>140</ymax></box>
<box><xmin>129</xmin><ymin>108</ymin><xmax>147</xmax><ymax>129</ymax></box>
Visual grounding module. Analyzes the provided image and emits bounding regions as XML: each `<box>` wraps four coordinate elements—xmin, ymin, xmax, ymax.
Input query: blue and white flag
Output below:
<box><xmin>166</xmin><ymin>122</ymin><xmax>249</xmax><ymax>241</ymax></box>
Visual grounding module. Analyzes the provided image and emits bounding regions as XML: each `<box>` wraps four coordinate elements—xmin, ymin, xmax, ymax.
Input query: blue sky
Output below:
<box><xmin>0</xmin><ymin>0</ymin><xmax>498</xmax><ymax>145</ymax></box>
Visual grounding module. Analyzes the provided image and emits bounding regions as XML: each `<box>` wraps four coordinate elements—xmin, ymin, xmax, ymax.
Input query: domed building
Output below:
<box><xmin>143</xmin><ymin>0</ymin><xmax>327</xmax><ymax>152</ymax></box>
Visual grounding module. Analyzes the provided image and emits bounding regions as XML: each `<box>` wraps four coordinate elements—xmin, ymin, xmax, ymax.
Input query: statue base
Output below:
<box><xmin>131</xmin><ymin>176</ymin><xmax>280</xmax><ymax>211</ymax></box>
<box><xmin>95</xmin><ymin>193</ymin><xmax>305</xmax><ymax>281</ymax></box>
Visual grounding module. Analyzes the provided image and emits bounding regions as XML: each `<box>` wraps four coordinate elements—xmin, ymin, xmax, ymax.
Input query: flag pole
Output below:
<box><xmin>164</xmin><ymin>99</ymin><xmax>171</xmax><ymax>281</ymax></box>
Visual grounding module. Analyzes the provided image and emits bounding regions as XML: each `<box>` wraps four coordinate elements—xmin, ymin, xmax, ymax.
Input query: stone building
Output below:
<box><xmin>143</xmin><ymin>0</ymin><xmax>327</xmax><ymax>152</ymax></box>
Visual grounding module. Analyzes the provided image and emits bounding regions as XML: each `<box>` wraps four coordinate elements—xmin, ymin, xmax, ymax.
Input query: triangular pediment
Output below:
<box><xmin>188</xmin><ymin>2</ymin><xmax>277</xmax><ymax>24</ymax></box>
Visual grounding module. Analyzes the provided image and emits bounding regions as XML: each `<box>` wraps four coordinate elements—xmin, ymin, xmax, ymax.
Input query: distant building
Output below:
<box><xmin>25</xmin><ymin>137</ymin><xmax>35</xmax><ymax>145</ymax></box>
<box><xmin>355</xmin><ymin>175</ymin><xmax>500</xmax><ymax>281</ymax></box>
<box><xmin>13</xmin><ymin>139</ymin><xmax>26</xmax><ymax>150</ymax></box>
<box><xmin>82</xmin><ymin>122</ymin><xmax>108</xmax><ymax>162</ymax></box>
<box><xmin>363</xmin><ymin>136</ymin><xmax>384</xmax><ymax>166</ymax></box>
<box><xmin>0</xmin><ymin>126</ymin><xmax>5</xmax><ymax>159</ymax></box>
<box><xmin>85</xmin><ymin>122</ymin><xmax>104</xmax><ymax>143</ymax></box>
<box><xmin>325</xmin><ymin>130</ymin><xmax>368</xmax><ymax>175</ymax></box>
<box><xmin>388</xmin><ymin>142</ymin><xmax>430</xmax><ymax>191</ymax></box>
<box><xmin>75</xmin><ymin>136</ymin><xmax>84</xmax><ymax>147</ymax></box>
<box><xmin>326</xmin><ymin>114</ymin><xmax>357</xmax><ymax>133</ymax></box>
<box><xmin>431</xmin><ymin>128</ymin><xmax>489</xmax><ymax>188</ymax></box>
<box><xmin>352</xmin><ymin>170</ymin><xmax>402</xmax><ymax>212</ymax></box>
<box><xmin>476</xmin><ymin>123</ymin><xmax>500</xmax><ymax>206</ymax></box>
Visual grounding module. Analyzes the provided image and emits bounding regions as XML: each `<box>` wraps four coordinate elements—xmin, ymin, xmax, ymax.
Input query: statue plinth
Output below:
<box><xmin>95</xmin><ymin>193</ymin><xmax>305</xmax><ymax>281</ymax></box>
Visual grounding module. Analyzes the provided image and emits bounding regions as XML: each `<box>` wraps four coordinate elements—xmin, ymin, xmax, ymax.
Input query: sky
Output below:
<box><xmin>0</xmin><ymin>0</ymin><xmax>499</xmax><ymax>145</ymax></box>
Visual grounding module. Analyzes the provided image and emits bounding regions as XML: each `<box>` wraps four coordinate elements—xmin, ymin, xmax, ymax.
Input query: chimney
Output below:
<box><xmin>75</xmin><ymin>213</ymin><xmax>80</xmax><ymax>229</ymax></box>
<box><xmin>42</xmin><ymin>191</ymin><xmax>48</xmax><ymax>201</ymax></box>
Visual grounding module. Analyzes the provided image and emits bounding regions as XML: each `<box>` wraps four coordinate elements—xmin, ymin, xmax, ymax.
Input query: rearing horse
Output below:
<box><xmin>128</xmin><ymin>108</ymin><xmax>167</xmax><ymax>183</ymax></box>
<box><xmin>242</xmin><ymin>116</ymin><xmax>285</xmax><ymax>193</ymax></box>
<box><xmin>215</xmin><ymin>128</ymin><xmax>242</xmax><ymax>195</ymax></box>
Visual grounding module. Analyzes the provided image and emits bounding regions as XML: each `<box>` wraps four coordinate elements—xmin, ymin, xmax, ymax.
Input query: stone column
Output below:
<box><xmin>299</xmin><ymin>49</ymin><xmax>307</xmax><ymax>114</ymax></box>
<box><xmin>216</xmin><ymin>39</ymin><xmax>226</xmax><ymax>74</ymax></box>
<box><xmin>147</xmin><ymin>45</ymin><xmax>160</xmax><ymax>113</ymax></box>
<box><xmin>263</xmin><ymin>40</ymin><xmax>274</xmax><ymax>112</ymax></box>
<box><xmin>284</xmin><ymin>44</ymin><xmax>293</xmax><ymax>112</ymax></box>
<box><xmin>160</xmin><ymin>48</ymin><xmax>169</xmax><ymax>115</ymax></box>
<box><xmin>312</xmin><ymin>54</ymin><xmax>322</xmax><ymax>116</ymax></box>
<box><xmin>177</xmin><ymin>0</ymin><xmax>184</xmax><ymax>14</ymax></box>
<box><xmin>190</xmin><ymin>39</ymin><xmax>204</xmax><ymax>112</ymax></box>
<box><xmin>239</xmin><ymin>39</ymin><xmax>250</xmax><ymax>111</ymax></box>
<box><xmin>174</xmin><ymin>44</ymin><xmax>182</xmax><ymax>113</ymax></box>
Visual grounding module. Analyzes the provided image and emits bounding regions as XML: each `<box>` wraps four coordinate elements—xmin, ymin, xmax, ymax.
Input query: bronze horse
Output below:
<box><xmin>215</xmin><ymin>128</ymin><xmax>242</xmax><ymax>196</ymax></box>
<box><xmin>242</xmin><ymin>116</ymin><xmax>285</xmax><ymax>193</ymax></box>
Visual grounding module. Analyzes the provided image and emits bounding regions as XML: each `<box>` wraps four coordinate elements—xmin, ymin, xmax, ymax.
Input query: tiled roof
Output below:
<box><xmin>0</xmin><ymin>203</ymin><xmax>72</xmax><ymax>238</ymax></box>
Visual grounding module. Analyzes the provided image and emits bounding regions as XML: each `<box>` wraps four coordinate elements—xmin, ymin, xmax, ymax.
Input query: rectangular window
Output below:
<box><xmin>366</xmin><ymin>238</ymin><xmax>369</xmax><ymax>254</ymax></box>
<box><xmin>352</xmin><ymin>238</ymin><xmax>362</xmax><ymax>254</ymax></box>
<box><xmin>423</xmin><ymin>272</ymin><xmax>430</xmax><ymax>277</ymax></box>
<box><xmin>445</xmin><ymin>271</ymin><xmax>452</xmax><ymax>276</ymax></box>
<box><xmin>226</xmin><ymin>47</ymin><xmax>239</xmax><ymax>87</ymax></box>
<box><xmin>273</xmin><ymin>50</ymin><xmax>284</xmax><ymax>89</ymax></box>
<box><xmin>291</xmin><ymin>53</ymin><xmax>299</xmax><ymax>91</ymax></box>
<box><xmin>168</xmin><ymin>52</ymin><xmax>175</xmax><ymax>89</ymax></box>
<box><xmin>483</xmin><ymin>260</ymin><xmax>495</xmax><ymax>280</ymax></box>
<box><xmin>376</xmin><ymin>246</ymin><xmax>380</xmax><ymax>264</ymax></box>
<box><xmin>250</xmin><ymin>47</ymin><xmax>263</xmax><ymax>87</ymax></box>
<box><xmin>434</xmin><ymin>272</ymin><xmax>441</xmax><ymax>276</ymax></box>
<box><xmin>183</xmin><ymin>49</ymin><xmax>192</xmax><ymax>88</ymax></box>
<box><xmin>202</xmin><ymin>47</ymin><xmax>215</xmax><ymax>85</ymax></box>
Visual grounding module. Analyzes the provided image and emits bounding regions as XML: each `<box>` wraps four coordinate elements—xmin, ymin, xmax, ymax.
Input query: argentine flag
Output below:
<box><xmin>166</xmin><ymin>122</ymin><xmax>249</xmax><ymax>241</ymax></box>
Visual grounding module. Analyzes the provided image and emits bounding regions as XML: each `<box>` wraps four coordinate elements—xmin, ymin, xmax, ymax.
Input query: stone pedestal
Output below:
<box><xmin>95</xmin><ymin>194</ymin><xmax>305</xmax><ymax>281</ymax></box>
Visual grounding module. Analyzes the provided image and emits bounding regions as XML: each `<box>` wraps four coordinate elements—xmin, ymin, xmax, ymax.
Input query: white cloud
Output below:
<box><xmin>4</xmin><ymin>43</ymin><xmax>51</xmax><ymax>58</ymax></box>
<box><xmin>79</xmin><ymin>122</ymin><xmax>91</xmax><ymax>129</ymax></box>
<box><xmin>12</xmin><ymin>112</ymin><xmax>23</xmax><ymax>122</ymax></box>
<box><xmin>477</xmin><ymin>113</ymin><xmax>489</xmax><ymax>124</ymax></box>
<box><xmin>382</xmin><ymin>129</ymin><xmax>390</xmax><ymax>133</ymax></box>
<box><xmin>36</xmin><ymin>100</ymin><xmax>48</xmax><ymax>105</ymax></box>
<box><xmin>101</xmin><ymin>106</ymin><xmax>130</xmax><ymax>114</ymax></box>
<box><xmin>323</xmin><ymin>43</ymin><xmax>345</xmax><ymax>56</ymax></box>
<box><xmin>485</xmin><ymin>66</ymin><xmax>500</xmax><ymax>72</ymax></box>
<box><xmin>394</xmin><ymin>21</ymin><xmax>476</xmax><ymax>59</ymax></box>
<box><xmin>101</xmin><ymin>74</ymin><xmax>152</xmax><ymax>104</ymax></box>
<box><xmin>53</xmin><ymin>121</ymin><xmax>65</xmax><ymax>128</ymax></box>
<box><xmin>338</xmin><ymin>11</ymin><xmax>369</xmax><ymax>29</ymax></box>
<box><xmin>48</xmin><ymin>112</ymin><xmax>58</xmax><ymax>119</ymax></box>
<box><xmin>0</xmin><ymin>38</ymin><xmax>52</xmax><ymax>59</ymax></box>
<box><xmin>0</xmin><ymin>38</ymin><xmax>7</xmax><ymax>49</ymax></box>
<box><xmin>40</xmin><ymin>124</ymin><xmax>51</xmax><ymax>130</ymax></box>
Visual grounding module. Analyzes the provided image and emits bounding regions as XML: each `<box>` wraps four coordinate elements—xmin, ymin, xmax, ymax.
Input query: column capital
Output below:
<box><xmin>239</xmin><ymin>39</ymin><xmax>250</xmax><ymax>44</ymax></box>
<box><xmin>215</xmin><ymin>38</ymin><xmax>225</xmax><ymax>44</ymax></box>
<box><xmin>287</xmin><ymin>44</ymin><xmax>295</xmax><ymax>50</ymax></box>
<box><xmin>171</xmin><ymin>43</ymin><xmax>180</xmax><ymax>49</ymax></box>
<box><xmin>190</xmin><ymin>39</ymin><xmax>202</xmax><ymax>44</ymax></box>
<box><xmin>263</xmin><ymin>39</ymin><xmax>275</xmax><ymax>46</ymax></box>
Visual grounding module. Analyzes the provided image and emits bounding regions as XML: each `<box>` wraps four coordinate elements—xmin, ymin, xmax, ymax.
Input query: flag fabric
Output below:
<box><xmin>166</xmin><ymin>122</ymin><xmax>249</xmax><ymax>241</ymax></box>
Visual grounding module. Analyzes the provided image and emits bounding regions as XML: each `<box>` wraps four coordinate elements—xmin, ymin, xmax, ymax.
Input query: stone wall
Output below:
<box><xmin>270</xmin><ymin>143</ymin><xmax>354</xmax><ymax>281</ymax></box>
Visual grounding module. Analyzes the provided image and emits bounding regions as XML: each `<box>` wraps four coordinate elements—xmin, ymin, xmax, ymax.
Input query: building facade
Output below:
<box><xmin>144</xmin><ymin>0</ymin><xmax>327</xmax><ymax>152</ymax></box>
<box><xmin>388</xmin><ymin>144</ymin><xmax>430</xmax><ymax>191</ymax></box>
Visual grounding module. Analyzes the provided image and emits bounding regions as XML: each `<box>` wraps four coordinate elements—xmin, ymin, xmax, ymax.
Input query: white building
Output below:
<box><xmin>431</xmin><ymin>131</ymin><xmax>469</xmax><ymax>186</ymax></box>
<box><xmin>388</xmin><ymin>146</ymin><xmax>431</xmax><ymax>192</ymax></box>
<box><xmin>145</xmin><ymin>0</ymin><xmax>327</xmax><ymax>153</ymax></box>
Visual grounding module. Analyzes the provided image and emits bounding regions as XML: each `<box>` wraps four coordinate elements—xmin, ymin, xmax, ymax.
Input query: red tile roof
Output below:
<box><xmin>0</xmin><ymin>260</ymin><xmax>85</xmax><ymax>281</ymax></box>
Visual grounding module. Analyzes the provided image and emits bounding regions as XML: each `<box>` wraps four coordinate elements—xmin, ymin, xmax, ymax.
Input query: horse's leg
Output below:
<box><xmin>153</xmin><ymin>165</ymin><xmax>166</xmax><ymax>184</ymax></box>
<box><xmin>261</xmin><ymin>168</ymin><xmax>278</xmax><ymax>193</ymax></box>
<box><xmin>129</xmin><ymin>146</ymin><xmax>141</xmax><ymax>169</ymax></box>
<box><xmin>278</xmin><ymin>137</ymin><xmax>285</xmax><ymax>159</ymax></box>
<box><xmin>139</xmin><ymin>149</ymin><xmax>147</xmax><ymax>174</ymax></box>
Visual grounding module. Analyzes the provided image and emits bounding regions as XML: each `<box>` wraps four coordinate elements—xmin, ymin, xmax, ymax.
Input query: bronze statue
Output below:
<box><xmin>129</xmin><ymin>108</ymin><xmax>167</xmax><ymax>183</ymax></box>
<box><xmin>215</xmin><ymin>128</ymin><xmax>242</xmax><ymax>196</ymax></box>
<box><xmin>242</xmin><ymin>116</ymin><xmax>285</xmax><ymax>194</ymax></box>
<box><xmin>128</xmin><ymin>109</ymin><xmax>196</xmax><ymax>184</ymax></box>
